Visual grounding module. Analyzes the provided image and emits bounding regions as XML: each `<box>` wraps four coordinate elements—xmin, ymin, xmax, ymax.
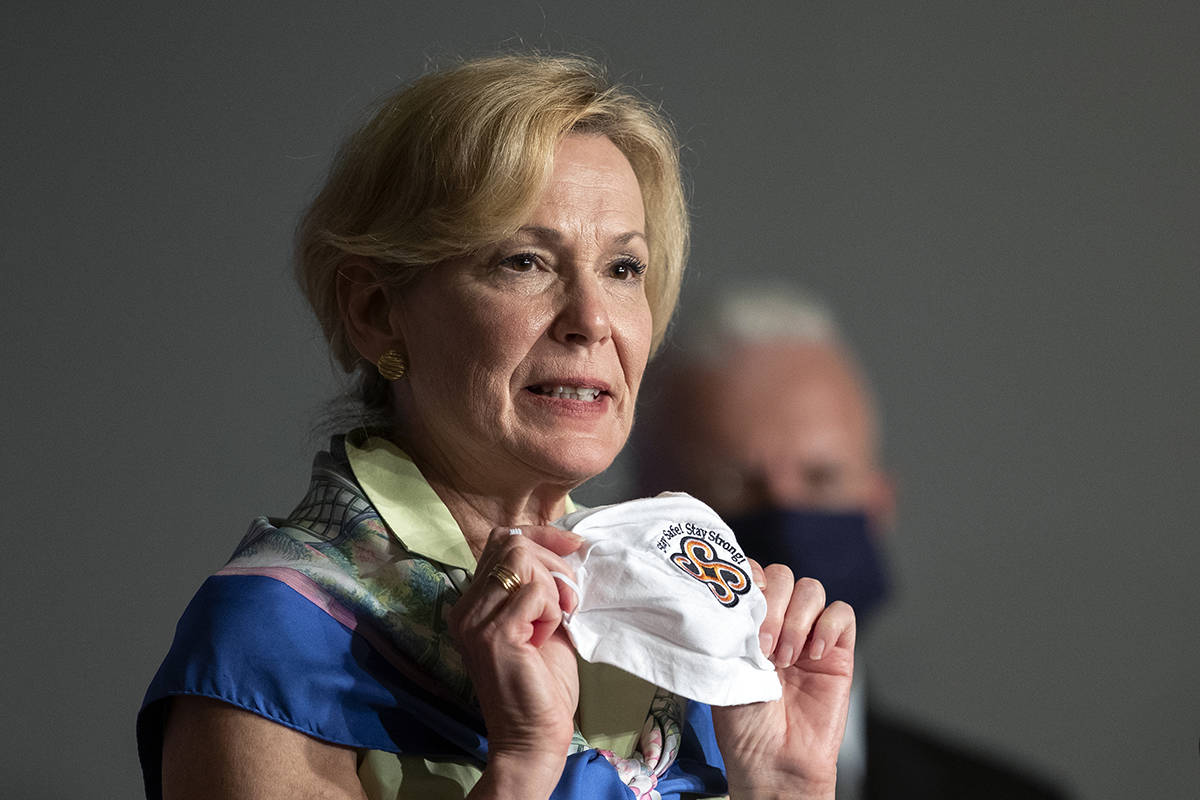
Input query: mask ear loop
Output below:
<box><xmin>549</xmin><ymin>572</ymin><xmax>582</xmax><ymax>623</ymax></box>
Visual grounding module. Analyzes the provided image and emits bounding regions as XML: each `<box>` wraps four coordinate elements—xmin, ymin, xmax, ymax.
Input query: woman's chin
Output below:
<box><xmin>521</xmin><ymin>438</ymin><xmax>623</xmax><ymax>489</ymax></box>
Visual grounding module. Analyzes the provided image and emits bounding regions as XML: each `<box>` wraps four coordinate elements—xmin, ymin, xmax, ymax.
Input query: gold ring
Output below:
<box><xmin>488</xmin><ymin>564</ymin><xmax>522</xmax><ymax>596</ymax></box>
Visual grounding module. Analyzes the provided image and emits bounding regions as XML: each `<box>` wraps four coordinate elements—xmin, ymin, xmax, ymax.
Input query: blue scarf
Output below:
<box><xmin>137</xmin><ymin>436</ymin><xmax>727</xmax><ymax>799</ymax></box>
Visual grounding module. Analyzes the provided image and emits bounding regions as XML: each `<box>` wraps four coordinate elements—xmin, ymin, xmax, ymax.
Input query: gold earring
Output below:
<box><xmin>376</xmin><ymin>349</ymin><xmax>407</xmax><ymax>380</ymax></box>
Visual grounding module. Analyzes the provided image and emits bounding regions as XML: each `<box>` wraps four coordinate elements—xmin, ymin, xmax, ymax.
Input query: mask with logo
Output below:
<box><xmin>554</xmin><ymin>493</ymin><xmax>781</xmax><ymax>706</ymax></box>
<box><xmin>727</xmin><ymin>507</ymin><xmax>890</xmax><ymax>628</ymax></box>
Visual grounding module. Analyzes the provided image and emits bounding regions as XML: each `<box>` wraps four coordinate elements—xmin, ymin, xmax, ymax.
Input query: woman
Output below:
<box><xmin>138</xmin><ymin>54</ymin><xmax>855</xmax><ymax>800</ymax></box>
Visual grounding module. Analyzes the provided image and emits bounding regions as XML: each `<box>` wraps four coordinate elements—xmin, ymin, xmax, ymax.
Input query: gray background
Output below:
<box><xmin>2</xmin><ymin>2</ymin><xmax>1196</xmax><ymax>798</ymax></box>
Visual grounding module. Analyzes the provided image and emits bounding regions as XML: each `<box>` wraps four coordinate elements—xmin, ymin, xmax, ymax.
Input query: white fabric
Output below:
<box><xmin>555</xmin><ymin>493</ymin><xmax>782</xmax><ymax>706</ymax></box>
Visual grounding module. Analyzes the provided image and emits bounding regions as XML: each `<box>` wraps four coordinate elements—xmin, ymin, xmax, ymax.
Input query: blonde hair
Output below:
<box><xmin>297</xmin><ymin>54</ymin><xmax>688</xmax><ymax>401</ymax></box>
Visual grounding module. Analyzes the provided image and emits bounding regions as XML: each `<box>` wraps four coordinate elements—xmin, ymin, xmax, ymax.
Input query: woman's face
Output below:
<box><xmin>392</xmin><ymin>134</ymin><xmax>653</xmax><ymax>490</ymax></box>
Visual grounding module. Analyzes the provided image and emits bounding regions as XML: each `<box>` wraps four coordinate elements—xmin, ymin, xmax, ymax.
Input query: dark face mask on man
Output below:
<box><xmin>727</xmin><ymin>507</ymin><xmax>891</xmax><ymax>629</ymax></box>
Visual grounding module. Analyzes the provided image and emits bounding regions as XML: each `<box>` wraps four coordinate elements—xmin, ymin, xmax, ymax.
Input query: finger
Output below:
<box><xmin>512</xmin><ymin>527</ymin><xmax>584</xmax><ymax>612</ymax></box>
<box><xmin>805</xmin><ymin>599</ymin><xmax>857</xmax><ymax>662</ymax></box>
<box><xmin>477</xmin><ymin>526</ymin><xmax>525</xmax><ymax>572</ymax></box>
<box><xmin>458</xmin><ymin>546</ymin><xmax>564</xmax><ymax>640</ymax></box>
<box><xmin>756</xmin><ymin>562</ymin><xmax>794</xmax><ymax>662</ymax></box>
<box><xmin>749</xmin><ymin>559</ymin><xmax>767</xmax><ymax>598</ymax></box>
<box><xmin>475</xmin><ymin>525</ymin><xmax>578</xmax><ymax>575</ymax></box>
<box><xmin>774</xmin><ymin>576</ymin><xmax>827</xmax><ymax>668</ymax></box>
<box><xmin>476</xmin><ymin>527</ymin><xmax>581</xmax><ymax>613</ymax></box>
<box><xmin>524</xmin><ymin>580</ymin><xmax>568</xmax><ymax>648</ymax></box>
<box><xmin>478</xmin><ymin>526</ymin><xmax>582</xmax><ymax>570</ymax></box>
<box><xmin>515</xmin><ymin>525</ymin><xmax>585</xmax><ymax>558</ymax></box>
<box><xmin>748</xmin><ymin>557</ymin><xmax>765</xmax><ymax>581</ymax></box>
<box><xmin>485</xmin><ymin>561</ymin><xmax>566</xmax><ymax>648</ymax></box>
<box><xmin>460</xmin><ymin>540</ymin><xmax>537</xmax><ymax>622</ymax></box>
<box><xmin>549</xmin><ymin>570</ymin><xmax>582</xmax><ymax>615</ymax></box>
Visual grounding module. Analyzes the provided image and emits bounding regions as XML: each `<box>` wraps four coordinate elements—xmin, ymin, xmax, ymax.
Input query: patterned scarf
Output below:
<box><xmin>218</xmin><ymin>439</ymin><xmax>685</xmax><ymax>799</ymax></box>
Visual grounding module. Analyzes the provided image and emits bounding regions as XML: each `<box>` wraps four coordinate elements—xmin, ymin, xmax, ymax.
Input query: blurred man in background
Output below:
<box><xmin>634</xmin><ymin>285</ymin><xmax>1067</xmax><ymax>800</ymax></box>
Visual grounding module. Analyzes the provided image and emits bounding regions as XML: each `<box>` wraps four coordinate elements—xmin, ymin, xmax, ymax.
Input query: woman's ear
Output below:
<box><xmin>337</xmin><ymin>259</ymin><xmax>402</xmax><ymax>364</ymax></box>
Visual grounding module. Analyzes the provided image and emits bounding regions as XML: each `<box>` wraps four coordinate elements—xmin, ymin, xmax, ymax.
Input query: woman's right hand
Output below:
<box><xmin>449</xmin><ymin>525</ymin><xmax>584</xmax><ymax>798</ymax></box>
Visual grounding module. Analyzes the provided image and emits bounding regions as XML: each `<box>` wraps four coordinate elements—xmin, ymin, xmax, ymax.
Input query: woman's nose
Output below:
<box><xmin>551</xmin><ymin>274</ymin><xmax>612</xmax><ymax>346</ymax></box>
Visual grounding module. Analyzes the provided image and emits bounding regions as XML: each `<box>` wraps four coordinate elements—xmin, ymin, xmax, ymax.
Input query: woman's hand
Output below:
<box><xmin>712</xmin><ymin>562</ymin><xmax>856</xmax><ymax>800</ymax></box>
<box><xmin>449</xmin><ymin>525</ymin><xmax>584</xmax><ymax>798</ymax></box>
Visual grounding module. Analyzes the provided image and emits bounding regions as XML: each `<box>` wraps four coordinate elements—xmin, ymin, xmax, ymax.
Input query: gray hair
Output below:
<box><xmin>632</xmin><ymin>282</ymin><xmax>881</xmax><ymax>494</ymax></box>
<box><xmin>666</xmin><ymin>283</ymin><xmax>844</xmax><ymax>366</ymax></box>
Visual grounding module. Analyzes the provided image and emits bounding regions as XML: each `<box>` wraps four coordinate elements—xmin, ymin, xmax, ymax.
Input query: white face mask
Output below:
<box><xmin>554</xmin><ymin>493</ymin><xmax>781</xmax><ymax>706</ymax></box>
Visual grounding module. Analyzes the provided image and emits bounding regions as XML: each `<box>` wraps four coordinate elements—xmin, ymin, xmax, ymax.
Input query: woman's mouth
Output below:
<box><xmin>527</xmin><ymin>384</ymin><xmax>605</xmax><ymax>403</ymax></box>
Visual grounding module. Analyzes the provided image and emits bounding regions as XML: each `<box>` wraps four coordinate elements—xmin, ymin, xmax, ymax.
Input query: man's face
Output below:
<box><xmin>671</xmin><ymin>341</ymin><xmax>888</xmax><ymax>522</ymax></box>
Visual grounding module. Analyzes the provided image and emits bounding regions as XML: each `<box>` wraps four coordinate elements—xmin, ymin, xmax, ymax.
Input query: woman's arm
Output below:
<box><xmin>160</xmin><ymin>526</ymin><xmax>583</xmax><ymax>800</ymax></box>
<box><xmin>446</xmin><ymin>525</ymin><xmax>586</xmax><ymax>799</ymax></box>
<box><xmin>160</xmin><ymin>661</ymin><xmax>566</xmax><ymax>800</ymax></box>
<box><xmin>162</xmin><ymin>696</ymin><xmax>367</xmax><ymax>800</ymax></box>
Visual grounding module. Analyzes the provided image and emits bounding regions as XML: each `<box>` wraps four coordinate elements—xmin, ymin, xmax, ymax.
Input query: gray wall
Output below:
<box><xmin>3</xmin><ymin>3</ymin><xmax>1196</xmax><ymax>798</ymax></box>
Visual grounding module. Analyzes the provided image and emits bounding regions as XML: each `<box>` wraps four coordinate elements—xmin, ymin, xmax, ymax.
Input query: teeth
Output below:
<box><xmin>539</xmin><ymin>384</ymin><xmax>601</xmax><ymax>402</ymax></box>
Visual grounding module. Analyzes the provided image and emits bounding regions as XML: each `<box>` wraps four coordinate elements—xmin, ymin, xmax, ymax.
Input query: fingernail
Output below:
<box><xmin>759</xmin><ymin>632</ymin><xmax>773</xmax><ymax>656</ymax></box>
<box><xmin>809</xmin><ymin>638</ymin><xmax>826</xmax><ymax>661</ymax></box>
<box><xmin>774</xmin><ymin>645</ymin><xmax>794</xmax><ymax>668</ymax></box>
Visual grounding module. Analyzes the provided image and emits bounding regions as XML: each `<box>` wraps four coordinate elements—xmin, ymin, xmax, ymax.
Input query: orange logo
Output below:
<box><xmin>670</xmin><ymin>536</ymin><xmax>751</xmax><ymax>607</ymax></box>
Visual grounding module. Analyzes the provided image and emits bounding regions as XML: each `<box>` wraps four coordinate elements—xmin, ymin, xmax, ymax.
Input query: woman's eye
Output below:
<box><xmin>610</xmin><ymin>257</ymin><xmax>648</xmax><ymax>280</ymax></box>
<box><xmin>499</xmin><ymin>253</ymin><xmax>540</xmax><ymax>272</ymax></box>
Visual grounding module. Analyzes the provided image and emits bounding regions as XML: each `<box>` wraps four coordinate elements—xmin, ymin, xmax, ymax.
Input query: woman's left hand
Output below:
<box><xmin>711</xmin><ymin>562</ymin><xmax>856</xmax><ymax>800</ymax></box>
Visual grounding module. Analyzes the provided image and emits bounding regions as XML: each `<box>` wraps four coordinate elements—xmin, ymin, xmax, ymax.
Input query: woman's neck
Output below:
<box><xmin>427</xmin><ymin>476</ymin><xmax>571</xmax><ymax>559</ymax></box>
<box><xmin>388</xmin><ymin>430</ymin><xmax>574</xmax><ymax>559</ymax></box>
